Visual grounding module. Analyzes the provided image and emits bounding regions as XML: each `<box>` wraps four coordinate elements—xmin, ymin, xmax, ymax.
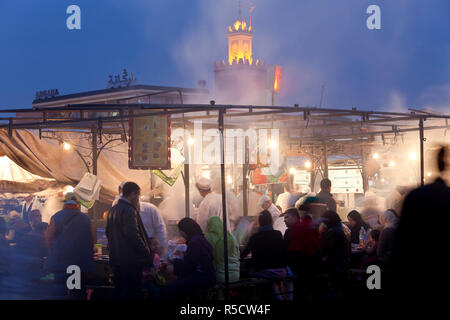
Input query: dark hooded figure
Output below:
<box><xmin>163</xmin><ymin>218</ymin><xmax>216</xmax><ymax>299</ymax></box>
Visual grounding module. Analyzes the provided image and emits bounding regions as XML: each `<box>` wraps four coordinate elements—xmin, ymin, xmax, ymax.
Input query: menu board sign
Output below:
<box><xmin>129</xmin><ymin>110</ymin><xmax>171</xmax><ymax>169</ymax></box>
<box><xmin>328</xmin><ymin>167</ymin><xmax>363</xmax><ymax>194</ymax></box>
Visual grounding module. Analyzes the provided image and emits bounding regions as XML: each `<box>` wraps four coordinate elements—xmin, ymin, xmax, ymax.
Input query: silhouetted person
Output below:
<box><xmin>317</xmin><ymin>179</ymin><xmax>337</xmax><ymax>212</ymax></box>
<box><xmin>392</xmin><ymin>145</ymin><xmax>450</xmax><ymax>305</ymax></box>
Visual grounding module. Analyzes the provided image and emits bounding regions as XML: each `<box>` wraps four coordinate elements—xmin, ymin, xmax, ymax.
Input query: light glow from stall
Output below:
<box><xmin>63</xmin><ymin>142</ymin><xmax>71</xmax><ymax>150</ymax></box>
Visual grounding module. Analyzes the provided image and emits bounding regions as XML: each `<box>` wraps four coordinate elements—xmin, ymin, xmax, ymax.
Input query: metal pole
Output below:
<box><xmin>243</xmin><ymin>136</ymin><xmax>249</xmax><ymax>217</ymax></box>
<box><xmin>183</xmin><ymin>114</ymin><xmax>190</xmax><ymax>218</ymax></box>
<box><xmin>323</xmin><ymin>141</ymin><xmax>328</xmax><ymax>179</ymax></box>
<box><xmin>218</xmin><ymin>108</ymin><xmax>230</xmax><ymax>297</ymax></box>
<box><xmin>361</xmin><ymin>145</ymin><xmax>368</xmax><ymax>193</ymax></box>
<box><xmin>91</xmin><ymin>126</ymin><xmax>98</xmax><ymax>230</ymax></box>
<box><xmin>419</xmin><ymin>117</ymin><xmax>425</xmax><ymax>187</ymax></box>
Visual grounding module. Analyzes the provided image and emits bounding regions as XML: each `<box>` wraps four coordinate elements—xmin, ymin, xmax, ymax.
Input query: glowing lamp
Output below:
<box><xmin>63</xmin><ymin>142</ymin><xmax>71</xmax><ymax>150</ymax></box>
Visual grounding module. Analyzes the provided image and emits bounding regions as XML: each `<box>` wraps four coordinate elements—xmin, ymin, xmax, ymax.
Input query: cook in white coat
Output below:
<box><xmin>195</xmin><ymin>177</ymin><xmax>230</xmax><ymax>232</ymax></box>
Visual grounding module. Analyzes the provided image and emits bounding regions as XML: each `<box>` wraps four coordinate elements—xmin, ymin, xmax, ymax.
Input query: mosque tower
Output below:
<box><xmin>214</xmin><ymin>3</ymin><xmax>270</xmax><ymax>105</ymax></box>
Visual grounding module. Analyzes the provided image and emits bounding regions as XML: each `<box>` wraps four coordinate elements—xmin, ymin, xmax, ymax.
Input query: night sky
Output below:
<box><xmin>0</xmin><ymin>0</ymin><xmax>448</xmax><ymax>112</ymax></box>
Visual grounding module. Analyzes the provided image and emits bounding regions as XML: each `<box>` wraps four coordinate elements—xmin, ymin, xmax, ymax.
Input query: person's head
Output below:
<box><xmin>178</xmin><ymin>217</ymin><xmax>203</xmax><ymax>241</ymax></box>
<box><xmin>196</xmin><ymin>177</ymin><xmax>212</xmax><ymax>198</ymax></box>
<box><xmin>284</xmin><ymin>208</ymin><xmax>300</xmax><ymax>228</ymax></box>
<box><xmin>258</xmin><ymin>195</ymin><xmax>272</xmax><ymax>210</ymax></box>
<box><xmin>206</xmin><ymin>216</ymin><xmax>223</xmax><ymax>235</ymax></box>
<box><xmin>379</xmin><ymin>209</ymin><xmax>399</xmax><ymax>228</ymax></box>
<box><xmin>258</xmin><ymin>210</ymin><xmax>273</xmax><ymax>227</ymax></box>
<box><xmin>347</xmin><ymin>210</ymin><xmax>366</xmax><ymax>228</ymax></box>
<box><xmin>122</xmin><ymin>182</ymin><xmax>141</xmax><ymax>206</ymax></box>
<box><xmin>322</xmin><ymin>210</ymin><xmax>341</xmax><ymax>228</ymax></box>
<box><xmin>320</xmin><ymin>178</ymin><xmax>332</xmax><ymax>193</ymax></box>
<box><xmin>29</xmin><ymin>209</ymin><xmax>42</xmax><ymax>228</ymax></box>
<box><xmin>118</xmin><ymin>181</ymin><xmax>127</xmax><ymax>195</ymax></box>
<box><xmin>64</xmin><ymin>192</ymin><xmax>80</xmax><ymax>210</ymax></box>
<box><xmin>369</xmin><ymin>229</ymin><xmax>380</xmax><ymax>242</ymax></box>
<box><xmin>8</xmin><ymin>210</ymin><xmax>21</xmax><ymax>222</ymax></box>
<box><xmin>24</xmin><ymin>194</ymin><xmax>33</xmax><ymax>203</ymax></box>
<box><xmin>149</xmin><ymin>237</ymin><xmax>161</xmax><ymax>254</ymax></box>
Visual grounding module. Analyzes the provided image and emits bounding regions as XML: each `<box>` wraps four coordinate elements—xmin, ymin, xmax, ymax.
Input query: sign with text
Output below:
<box><xmin>329</xmin><ymin>167</ymin><xmax>363</xmax><ymax>194</ymax></box>
<box><xmin>129</xmin><ymin>110</ymin><xmax>171</xmax><ymax>169</ymax></box>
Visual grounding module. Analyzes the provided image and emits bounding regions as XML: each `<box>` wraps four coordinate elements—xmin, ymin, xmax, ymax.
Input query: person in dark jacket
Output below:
<box><xmin>392</xmin><ymin>145</ymin><xmax>450</xmax><ymax>306</ymax></box>
<box><xmin>10</xmin><ymin>222</ymin><xmax>48</xmax><ymax>298</ymax></box>
<box><xmin>376</xmin><ymin>209</ymin><xmax>398</xmax><ymax>268</ymax></box>
<box><xmin>316</xmin><ymin>179</ymin><xmax>337</xmax><ymax>212</ymax></box>
<box><xmin>106</xmin><ymin>182</ymin><xmax>152</xmax><ymax>300</ymax></box>
<box><xmin>320</xmin><ymin>210</ymin><xmax>350</xmax><ymax>274</ymax></box>
<box><xmin>347</xmin><ymin>210</ymin><xmax>371</xmax><ymax>244</ymax></box>
<box><xmin>283</xmin><ymin>208</ymin><xmax>300</xmax><ymax>246</ymax></box>
<box><xmin>163</xmin><ymin>218</ymin><xmax>215</xmax><ymax>299</ymax></box>
<box><xmin>241</xmin><ymin>210</ymin><xmax>288</xmax><ymax>279</ymax></box>
<box><xmin>44</xmin><ymin>193</ymin><xmax>94</xmax><ymax>299</ymax></box>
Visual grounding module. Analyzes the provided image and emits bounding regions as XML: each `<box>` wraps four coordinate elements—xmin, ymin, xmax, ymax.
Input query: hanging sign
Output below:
<box><xmin>129</xmin><ymin>110</ymin><xmax>171</xmax><ymax>170</ymax></box>
<box><xmin>328</xmin><ymin>167</ymin><xmax>363</xmax><ymax>194</ymax></box>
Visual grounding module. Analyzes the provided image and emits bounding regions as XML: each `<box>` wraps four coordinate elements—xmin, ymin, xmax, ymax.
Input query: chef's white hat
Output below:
<box><xmin>196</xmin><ymin>177</ymin><xmax>212</xmax><ymax>191</ymax></box>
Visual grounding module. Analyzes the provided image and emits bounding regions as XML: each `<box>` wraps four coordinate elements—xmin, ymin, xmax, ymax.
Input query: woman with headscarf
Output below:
<box><xmin>205</xmin><ymin>216</ymin><xmax>240</xmax><ymax>283</ymax></box>
<box><xmin>163</xmin><ymin>218</ymin><xmax>216</xmax><ymax>299</ymax></box>
<box><xmin>347</xmin><ymin>210</ymin><xmax>371</xmax><ymax>244</ymax></box>
<box><xmin>377</xmin><ymin>209</ymin><xmax>399</xmax><ymax>267</ymax></box>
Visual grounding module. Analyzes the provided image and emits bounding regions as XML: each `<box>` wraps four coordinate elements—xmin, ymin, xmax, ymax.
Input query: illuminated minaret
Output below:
<box><xmin>214</xmin><ymin>3</ymin><xmax>268</xmax><ymax>105</ymax></box>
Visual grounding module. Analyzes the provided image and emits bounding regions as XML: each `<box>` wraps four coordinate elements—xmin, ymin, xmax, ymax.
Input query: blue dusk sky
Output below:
<box><xmin>0</xmin><ymin>0</ymin><xmax>448</xmax><ymax>112</ymax></box>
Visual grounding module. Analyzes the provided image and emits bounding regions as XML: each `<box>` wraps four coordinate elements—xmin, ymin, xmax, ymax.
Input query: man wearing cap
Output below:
<box><xmin>195</xmin><ymin>177</ymin><xmax>230</xmax><ymax>232</ymax></box>
<box><xmin>258</xmin><ymin>195</ymin><xmax>286</xmax><ymax>235</ymax></box>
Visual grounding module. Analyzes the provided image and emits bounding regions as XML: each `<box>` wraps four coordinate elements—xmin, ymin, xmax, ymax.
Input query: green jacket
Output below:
<box><xmin>205</xmin><ymin>216</ymin><xmax>240</xmax><ymax>283</ymax></box>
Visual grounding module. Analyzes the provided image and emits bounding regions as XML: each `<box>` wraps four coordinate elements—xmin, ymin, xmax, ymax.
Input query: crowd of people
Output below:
<box><xmin>0</xmin><ymin>146</ymin><xmax>448</xmax><ymax>302</ymax></box>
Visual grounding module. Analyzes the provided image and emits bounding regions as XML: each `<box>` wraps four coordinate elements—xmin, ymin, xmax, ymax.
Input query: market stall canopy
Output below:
<box><xmin>0</xmin><ymin>129</ymin><xmax>150</xmax><ymax>202</ymax></box>
<box><xmin>0</xmin><ymin>155</ymin><xmax>55</xmax><ymax>182</ymax></box>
